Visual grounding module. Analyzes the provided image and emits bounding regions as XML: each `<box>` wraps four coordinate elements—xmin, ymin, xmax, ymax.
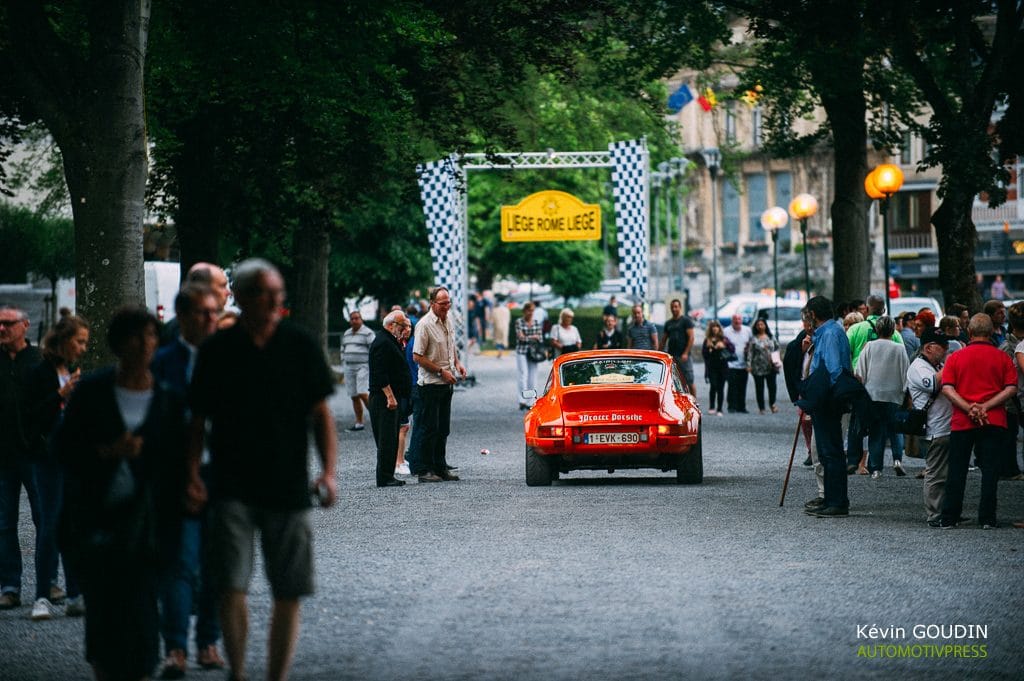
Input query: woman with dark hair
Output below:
<box><xmin>55</xmin><ymin>307</ymin><xmax>187</xmax><ymax>681</ymax></box>
<box><xmin>26</xmin><ymin>315</ymin><xmax>90</xmax><ymax>620</ymax></box>
<box><xmin>701</xmin><ymin>320</ymin><xmax>733</xmax><ymax>416</ymax></box>
<box><xmin>746</xmin><ymin>318</ymin><xmax>780</xmax><ymax>414</ymax></box>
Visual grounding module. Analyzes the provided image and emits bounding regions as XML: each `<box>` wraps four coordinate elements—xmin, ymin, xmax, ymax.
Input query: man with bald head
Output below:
<box><xmin>938</xmin><ymin>313</ymin><xmax>1017</xmax><ymax>529</ymax></box>
<box><xmin>369</xmin><ymin>310</ymin><xmax>412</xmax><ymax>487</ymax></box>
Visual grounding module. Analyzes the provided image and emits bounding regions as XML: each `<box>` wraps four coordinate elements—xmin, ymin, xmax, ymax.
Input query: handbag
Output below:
<box><xmin>893</xmin><ymin>389</ymin><xmax>937</xmax><ymax>436</ymax></box>
<box><xmin>527</xmin><ymin>340</ymin><xmax>547</xmax><ymax>363</ymax></box>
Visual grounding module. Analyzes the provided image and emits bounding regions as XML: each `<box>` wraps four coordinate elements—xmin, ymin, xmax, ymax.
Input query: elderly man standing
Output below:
<box><xmin>186</xmin><ymin>259</ymin><xmax>337</xmax><ymax>681</ymax></box>
<box><xmin>342</xmin><ymin>310</ymin><xmax>375</xmax><ymax>431</ymax></box>
<box><xmin>938</xmin><ymin>314</ymin><xmax>1017</xmax><ymax>529</ymax></box>
<box><xmin>906</xmin><ymin>328</ymin><xmax>953</xmax><ymax>526</ymax></box>
<box><xmin>0</xmin><ymin>304</ymin><xmax>44</xmax><ymax>611</ymax></box>
<box><xmin>800</xmin><ymin>296</ymin><xmax>854</xmax><ymax>518</ymax></box>
<box><xmin>412</xmin><ymin>287</ymin><xmax>467</xmax><ymax>483</ymax></box>
<box><xmin>369</xmin><ymin>310</ymin><xmax>412</xmax><ymax>488</ymax></box>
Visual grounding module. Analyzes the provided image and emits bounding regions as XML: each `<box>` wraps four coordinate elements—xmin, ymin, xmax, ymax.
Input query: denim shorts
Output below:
<box><xmin>207</xmin><ymin>499</ymin><xmax>314</xmax><ymax>599</ymax></box>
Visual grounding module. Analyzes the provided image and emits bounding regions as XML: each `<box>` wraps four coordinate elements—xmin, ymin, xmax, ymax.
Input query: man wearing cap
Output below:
<box><xmin>906</xmin><ymin>328</ymin><xmax>953</xmax><ymax>526</ymax></box>
<box><xmin>938</xmin><ymin>314</ymin><xmax>1017</xmax><ymax>528</ymax></box>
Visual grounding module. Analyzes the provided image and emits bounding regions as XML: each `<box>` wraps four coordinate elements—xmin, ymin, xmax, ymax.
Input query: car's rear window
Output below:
<box><xmin>560</xmin><ymin>358</ymin><xmax>665</xmax><ymax>387</ymax></box>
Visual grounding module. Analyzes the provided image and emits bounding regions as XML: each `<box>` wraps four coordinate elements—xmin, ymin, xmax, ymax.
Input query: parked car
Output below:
<box><xmin>888</xmin><ymin>296</ymin><xmax>943</xmax><ymax>320</ymax></box>
<box><xmin>522</xmin><ymin>350</ymin><xmax>703</xmax><ymax>485</ymax></box>
<box><xmin>762</xmin><ymin>300</ymin><xmax>807</xmax><ymax>346</ymax></box>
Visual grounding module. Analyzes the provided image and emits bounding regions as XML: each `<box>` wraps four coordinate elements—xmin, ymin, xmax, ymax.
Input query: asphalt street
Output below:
<box><xmin>2</xmin><ymin>353</ymin><xmax>1022</xmax><ymax>680</ymax></box>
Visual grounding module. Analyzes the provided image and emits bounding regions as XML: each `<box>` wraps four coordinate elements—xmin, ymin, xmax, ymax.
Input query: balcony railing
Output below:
<box><xmin>889</xmin><ymin>231</ymin><xmax>935</xmax><ymax>251</ymax></box>
<box><xmin>973</xmin><ymin>201</ymin><xmax>1021</xmax><ymax>225</ymax></box>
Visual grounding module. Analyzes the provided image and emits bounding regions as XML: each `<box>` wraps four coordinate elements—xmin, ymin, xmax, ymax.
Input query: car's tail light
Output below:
<box><xmin>537</xmin><ymin>426</ymin><xmax>564</xmax><ymax>438</ymax></box>
<box><xmin>657</xmin><ymin>424</ymin><xmax>688</xmax><ymax>436</ymax></box>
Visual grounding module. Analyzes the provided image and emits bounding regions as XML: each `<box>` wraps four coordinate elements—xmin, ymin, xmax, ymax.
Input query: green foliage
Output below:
<box><xmin>0</xmin><ymin>202</ymin><xmax>74</xmax><ymax>284</ymax></box>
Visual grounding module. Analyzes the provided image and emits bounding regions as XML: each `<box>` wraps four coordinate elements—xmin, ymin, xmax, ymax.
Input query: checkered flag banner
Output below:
<box><xmin>416</xmin><ymin>156</ymin><xmax>467</xmax><ymax>352</ymax></box>
<box><xmin>609</xmin><ymin>139</ymin><xmax>650</xmax><ymax>300</ymax></box>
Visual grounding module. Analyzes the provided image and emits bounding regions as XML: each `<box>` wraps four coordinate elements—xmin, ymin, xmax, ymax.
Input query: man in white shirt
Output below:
<box><xmin>723</xmin><ymin>314</ymin><xmax>752</xmax><ymax>413</ymax></box>
<box><xmin>906</xmin><ymin>328</ymin><xmax>953</xmax><ymax>526</ymax></box>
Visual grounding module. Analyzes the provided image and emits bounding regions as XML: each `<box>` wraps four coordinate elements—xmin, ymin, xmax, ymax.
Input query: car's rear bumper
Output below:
<box><xmin>527</xmin><ymin>433</ymin><xmax>697</xmax><ymax>457</ymax></box>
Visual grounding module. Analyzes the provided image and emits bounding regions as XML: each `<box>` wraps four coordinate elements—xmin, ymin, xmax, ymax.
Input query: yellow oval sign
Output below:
<box><xmin>500</xmin><ymin>190</ymin><xmax>601</xmax><ymax>242</ymax></box>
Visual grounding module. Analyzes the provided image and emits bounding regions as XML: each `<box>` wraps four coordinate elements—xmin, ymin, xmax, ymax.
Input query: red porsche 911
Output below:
<box><xmin>522</xmin><ymin>350</ymin><xmax>703</xmax><ymax>486</ymax></box>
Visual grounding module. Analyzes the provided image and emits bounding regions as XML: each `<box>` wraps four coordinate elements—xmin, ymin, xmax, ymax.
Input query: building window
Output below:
<box><xmin>722</xmin><ymin>179</ymin><xmax>740</xmax><ymax>245</ymax></box>
<box><xmin>891</xmin><ymin>190</ymin><xmax>931</xmax><ymax>233</ymax></box>
<box><xmin>773</xmin><ymin>172</ymin><xmax>792</xmax><ymax>246</ymax></box>
<box><xmin>725</xmin><ymin>102</ymin><xmax>736</xmax><ymax>143</ymax></box>
<box><xmin>900</xmin><ymin>130</ymin><xmax>913</xmax><ymax>165</ymax></box>
<box><xmin>752</xmin><ymin>107</ymin><xmax>763</xmax><ymax>148</ymax></box>
<box><xmin>747</xmin><ymin>174</ymin><xmax>767</xmax><ymax>242</ymax></box>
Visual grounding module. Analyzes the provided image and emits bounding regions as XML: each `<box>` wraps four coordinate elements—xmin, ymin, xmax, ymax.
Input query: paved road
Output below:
<box><xmin>2</xmin><ymin>353</ymin><xmax>1022</xmax><ymax>680</ymax></box>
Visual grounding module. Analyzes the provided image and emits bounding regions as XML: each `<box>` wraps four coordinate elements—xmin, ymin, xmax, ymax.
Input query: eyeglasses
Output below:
<box><xmin>434</xmin><ymin>301</ymin><xmax>451</xmax><ymax>307</ymax></box>
<box><xmin>0</xmin><ymin>319</ymin><xmax>25</xmax><ymax>327</ymax></box>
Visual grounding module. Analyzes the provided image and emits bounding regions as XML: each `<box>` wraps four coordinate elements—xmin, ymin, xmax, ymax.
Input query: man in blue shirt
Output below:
<box><xmin>804</xmin><ymin>296</ymin><xmax>853</xmax><ymax>517</ymax></box>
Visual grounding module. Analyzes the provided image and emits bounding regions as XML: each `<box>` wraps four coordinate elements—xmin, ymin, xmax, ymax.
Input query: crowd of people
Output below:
<box><xmin>786</xmin><ymin>293</ymin><xmax>1024</xmax><ymax>528</ymax></box>
<box><xmin>1</xmin><ymin>259</ymin><xmax>338</xmax><ymax>681</ymax></box>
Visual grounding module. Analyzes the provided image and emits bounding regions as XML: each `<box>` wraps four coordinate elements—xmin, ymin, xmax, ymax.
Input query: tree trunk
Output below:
<box><xmin>815</xmin><ymin>76</ymin><xmax>870</xmax><ymax>305</ymax></box>
<box><xmin>52</xmin><ymin>2</ymin><xmax>151</xmax><ymax>368</ymax></box>
<box><xmin>289</xmin><ymin>216</ymin><xmax>330</xmax><ymax>352</ymax></box>
<box><xmin>932</xmin><ymin>186</ymin><xmax>981</xmax><ymax>312</ymax></box>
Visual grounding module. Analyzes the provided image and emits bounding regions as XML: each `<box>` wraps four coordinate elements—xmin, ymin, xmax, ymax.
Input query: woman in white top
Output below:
<box><xmin>550</xmin><ymin>308</ymin><xmax>582</xmax><ymax>356</ymax></box>
<box><xmin>855</xmin><ymin>315</ymin><xmax>910</xmax><ymax>479</ymax></box>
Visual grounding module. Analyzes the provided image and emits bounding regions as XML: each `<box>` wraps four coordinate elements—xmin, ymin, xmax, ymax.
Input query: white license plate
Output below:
<box><xmin>584</xmin><ymin>432</ymin><xmax>640</xmax><ymax>445</ymax></box>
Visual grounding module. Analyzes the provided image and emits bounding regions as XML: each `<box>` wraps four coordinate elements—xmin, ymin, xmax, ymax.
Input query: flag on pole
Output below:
<box><xmin>667</xmin><ymin>84</ymin><xmax>694</xmax><ymax>113</ymax></box>
<box><xmin>697</xmin><ymin>87</ymin><xmax>716</xmax><ymax>112</ymax></box>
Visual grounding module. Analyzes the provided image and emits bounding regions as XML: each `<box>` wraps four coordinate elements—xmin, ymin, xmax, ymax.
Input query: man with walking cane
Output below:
<box><xmin>796</xmin><ymin>297</ymin><xmax>860</xmax><ymax>517</ymax></box>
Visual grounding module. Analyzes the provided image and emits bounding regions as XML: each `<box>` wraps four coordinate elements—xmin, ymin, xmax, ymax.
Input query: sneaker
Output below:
<box><xmin>0</xmin><ymin>592</ymin><xmax>20</xmax><ymax>609</ymax></box>
<box><xmin>65</xmin><ymin>596</ymin><xmax>85</xmax><ymax>617</ymax></box>
<box><xmin>48</xmin><ymin>585</ymin><xmax>66</xmax><ymax>604</ymax></box>
<box><xmin>894</xmin><ymin>461</ymin><xmax>906</xmax><ymax>477</ymax></box>
<box><xmin>346</xmin><ymin>424</ymin><xmax>365</xmax><ymax>432</ymax></box>
<box><xmin>396</xmin><ymin>462</ymin><xmax>410</xmax><ymax>476</ymax></box>
<box><xmin>160</xmin><ymin>649</ymin><xmax>187</xmax><ymax>679</ymax></box>
<box><xmin>30</xmin><ymin>598</ymin><xmax>53</xmax><ymax>621</ymax></box>
<box><xmin>871</xmin><ymin>471</ymin><xmax>881</xmax><ymax>480</ymax></box>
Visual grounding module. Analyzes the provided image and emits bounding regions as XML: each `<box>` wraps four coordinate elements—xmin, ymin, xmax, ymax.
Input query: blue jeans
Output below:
<box><xmin>159</xmin><ymin>467</ymin><xmax>220</xmax><ymax>653</ymax></box>
<box><xmin>406</xmin><ymin>386</ymin><xmax>425</xmax><ymax>475</ymax></box>
<box><xmin>33</xmin><ymin>456</ymin><xmax>80</xmax><ymax>600</ymax></box>
<box><xmin>0</xmin><ymin>458</ymin><xmax>42</xmax><ymax>596</ymax></box>
<box><xmin>867</xmin><ymin>402</ymin><xmax>904</xmax><ymax>473</ymax></box>
<box><xmin>811</xmin><ymin>405</ymin><xmax>848</xmax><ymax>509</ymax></box>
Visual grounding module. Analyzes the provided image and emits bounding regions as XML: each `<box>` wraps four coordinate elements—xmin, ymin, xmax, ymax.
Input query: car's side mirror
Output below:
<box><xmin>521</xmin><ymin>389</ymin><xmax>538</xmax><ymax>400</ymax></box>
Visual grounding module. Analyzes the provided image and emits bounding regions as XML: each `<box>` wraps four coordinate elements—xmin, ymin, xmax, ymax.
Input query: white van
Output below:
<box><xmin>144</xmin><ymin>261</ymin><xmax>181</xmax><ymax>322</ymax></box>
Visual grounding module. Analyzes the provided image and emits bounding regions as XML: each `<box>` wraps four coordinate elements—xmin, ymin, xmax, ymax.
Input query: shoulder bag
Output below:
<box><xmin>892</xmin><ymin>388</ymin><xmax>938</xmax><ymax>436</ymax></box>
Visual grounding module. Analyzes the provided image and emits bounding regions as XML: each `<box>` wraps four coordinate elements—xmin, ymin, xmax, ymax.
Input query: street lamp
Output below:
<box><xmin>761</xmin><ymin>206</ymin><xmax>788</xmax><ymax>339</ymax></box>
<box><xmin>788</xmin><ymin>193</ymin><xmax>818</xmax><ymax>300</ymax></box>
<box><xmin>866</xmin><ymin>164</ymin><xmax>904</xmax><ymax>312</ymax></box>
<box><xmin>701</xmin><ymin>148</ymin><xmax>721</xmax><ymax>316</ymax></box>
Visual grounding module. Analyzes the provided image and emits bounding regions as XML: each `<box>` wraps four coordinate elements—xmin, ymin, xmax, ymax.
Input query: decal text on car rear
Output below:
<box><xmin>579</xmin><ymin>413</ymin><xmax>642</xmax><ymax>422</ymax></box>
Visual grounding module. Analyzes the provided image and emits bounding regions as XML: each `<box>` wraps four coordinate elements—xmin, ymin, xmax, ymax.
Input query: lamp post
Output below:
<box><xmin>866</xmin><ymin>164</ymin><xmax>904</xmax><ymax>312</ymax></box>
<box><xmin>761</xmin><ymin>206</ymin><xmax>788</xmax><ymax>339</ymax></box>
<box><xmin>701</xmin><ymin>148</ymin><xmax>721</xmax><ymax>315</ymax></box>
<box><xmin>788</xmin><ymin>193</ymin><xmax>818</xmax><ymax>300</ymax></box>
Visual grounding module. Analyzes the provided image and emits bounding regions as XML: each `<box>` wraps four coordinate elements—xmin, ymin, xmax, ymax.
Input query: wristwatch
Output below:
<box><xmin>436</xmin><ymin>369</ymin><xmax>443</xmax><ymax>377</ymax></box>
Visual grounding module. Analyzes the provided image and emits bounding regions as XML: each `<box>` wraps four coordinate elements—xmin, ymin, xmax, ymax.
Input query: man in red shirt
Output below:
<box><xmin>939</xmin><ymin>314</ymin><xmax>1017</xmax><ymax>528</ymax></box>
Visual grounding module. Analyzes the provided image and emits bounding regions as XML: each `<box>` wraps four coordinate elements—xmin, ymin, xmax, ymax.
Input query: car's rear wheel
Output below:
<box><xmin>525</xmin><ymin>446</ymin><xmax>553</xmax><ymax>486</ymax></box>
<box><xmin>676</xmin><ymin>429</ymin><xmax>703</xmax><ymax>484</ymax></box>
